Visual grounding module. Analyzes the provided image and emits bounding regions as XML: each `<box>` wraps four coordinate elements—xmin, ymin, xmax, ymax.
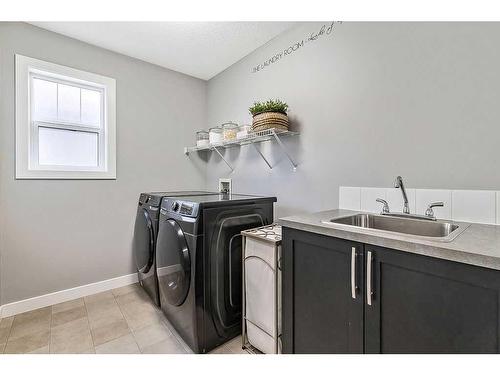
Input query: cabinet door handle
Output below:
<box><xmin>367</xmin><ymin>250</ymin><xmax>373</xmax><ymax>306</ymax></box>
<box><xmin>351</xmin><ymin>247</ymin><xmax>357</xmax><ymax>299</ymax></box>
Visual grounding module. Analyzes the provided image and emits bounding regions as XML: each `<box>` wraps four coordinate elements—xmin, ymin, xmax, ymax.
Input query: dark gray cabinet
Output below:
<box><xmin>364</xmin><ymin>244</ymin><xmax>500</xmax><ymax>353</ymax></box>
<box><xmin>282</xmin><ymin>228</ymin><xmax>364</xmax><ymax>353</ymax></box>
<box><xmin>282</xmin><ymin>227</ymin><xmax>500</xmax><ymax>354</ymax></box>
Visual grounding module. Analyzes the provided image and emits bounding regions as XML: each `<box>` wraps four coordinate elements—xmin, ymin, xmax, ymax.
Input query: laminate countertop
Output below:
<box><xmin>277</xmin><ymin>209</ymin><xmax>500</xmax><ymax>271</ymax></box>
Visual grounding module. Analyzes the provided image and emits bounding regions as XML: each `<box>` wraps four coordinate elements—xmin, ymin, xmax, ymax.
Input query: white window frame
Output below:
<box><xmin>15</xmin><ymin>54</ymin><xmax>116</xmax><ymax>179</ymax></box>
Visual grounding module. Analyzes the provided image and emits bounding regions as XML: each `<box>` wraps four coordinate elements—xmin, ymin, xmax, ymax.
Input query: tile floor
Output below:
<box><xmin>0</xmin><ymin>283</ymin><xmax>248</xmax><ymax>354</ymax></box>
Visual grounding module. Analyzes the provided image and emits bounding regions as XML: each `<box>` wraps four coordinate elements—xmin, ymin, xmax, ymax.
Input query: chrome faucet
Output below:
<box><xmin>394</xmin><ymin>176</ymin><xmax>410</xmax><ymax>214</ymax></box>
<box><xmin>376</xmin><ymin>198</ymin><xmax>390</xmax><ymax>214</ymax></box>
<box><xmin>425</xmin><ymin>201</ymin><xmax>444</xmax><ymax>219</ymax></box>
<box><xmin>373</xmin><ymin>176</ymin><xmax>443</xmax><ymax>221</ymax></box>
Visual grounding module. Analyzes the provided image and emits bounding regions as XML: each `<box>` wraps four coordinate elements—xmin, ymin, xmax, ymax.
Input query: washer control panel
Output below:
<box><xmin>161</xmin><ymin>198</ymin><xmax>199</xmax><ymax>218</ymax></box>
<box><xmin>171</xmin><ymin>201</ymin><xmax>180</xmax><ymax>212</ymax></box>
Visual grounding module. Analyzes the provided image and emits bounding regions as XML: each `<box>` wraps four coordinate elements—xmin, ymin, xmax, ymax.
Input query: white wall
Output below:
<box><xmin>206</xmin><ymin>22</ymin><xmax>500</xmax><ymax>218</ymax></box>
<box><xmin>0</xmin><ymin>23</ymin><xmax>207</xmax><ymax>305</ymax></box>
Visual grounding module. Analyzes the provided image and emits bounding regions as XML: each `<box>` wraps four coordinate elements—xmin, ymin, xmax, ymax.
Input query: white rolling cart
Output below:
<box><xmin>241</xmin><ymin>224</ymin><xmax>282</xmax><ymax>354</ymax></box>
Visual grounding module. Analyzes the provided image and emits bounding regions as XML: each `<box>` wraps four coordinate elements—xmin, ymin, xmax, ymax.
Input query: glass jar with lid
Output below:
<box><xmin>196</xmin><ymin>130</ymin><xmax>209</xmax><ymax>147</ymax></box>
<box><xmin>237</xmin><ymin>124</ymin><xmax>252</xmax><ymax>139</ymax></box>
<box><xmin>222</xmin><ymin>121</ymin><xmax>238</xmax><ymax>141</ymax></box>
<box><xmin>209</xmin><ymin>126</ymin><xmax>223</xmax><ymax>144</ymax></box>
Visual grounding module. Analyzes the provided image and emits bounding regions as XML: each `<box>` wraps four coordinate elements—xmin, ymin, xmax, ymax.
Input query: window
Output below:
<box><xmin>15</xmin><ymin>55</ymin><xmax>116</xmax><ymax>179</ymax></box>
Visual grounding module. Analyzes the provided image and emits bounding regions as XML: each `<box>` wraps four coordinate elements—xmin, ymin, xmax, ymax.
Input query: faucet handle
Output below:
<box><xmin>376</xmin><ymin>198</ymin><xmax>390</xmax><ymax>214</ymax></box>
<box><xmin>425</xmin><ymin>201</ymin><xmax>444</xmax><ymax>218</ymax></box>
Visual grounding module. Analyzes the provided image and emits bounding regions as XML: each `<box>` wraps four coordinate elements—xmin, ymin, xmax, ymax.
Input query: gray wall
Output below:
<box><xmin>0</xmin><ymin>23</ymin><xmax>207</xmax><ymax>305</ymax></box>
<box><xmin>3</xmin><ymin>21</ymin><xmax>500</xmax><ymax>306</ymax></box>
<box><xmin>207</xmin><ymin>22</ymin><xmax>500</xmax><ymax>218</ymax></box>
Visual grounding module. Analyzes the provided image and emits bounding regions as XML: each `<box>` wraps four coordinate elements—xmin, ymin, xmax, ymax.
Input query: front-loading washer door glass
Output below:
<box><xmin>156</xmin><ymin>218</ymin><xmax>191</xmax><ymax>306</ymax></box>
<box><xmin>133</xmin><ymin>207</ymin><xmax>155</xmax><ymax>274</ymax></box>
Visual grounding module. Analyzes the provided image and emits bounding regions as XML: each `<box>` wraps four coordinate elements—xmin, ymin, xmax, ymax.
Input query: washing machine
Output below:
<box><xmin>156</xmin><ymin>194</ymin><xmax>276</xmax><ymax>353</ymax></box>
<box><xmin>132</xmin><ymin>191</ymin><xmax>217</xmax><ymax>306</ymax></box>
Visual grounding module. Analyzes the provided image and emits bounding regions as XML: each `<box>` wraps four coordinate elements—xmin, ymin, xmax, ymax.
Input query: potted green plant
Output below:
<box><xmin>249</xmin><ymin>99</ymin><xmax>289</xmax><ymax>132</ymax></box>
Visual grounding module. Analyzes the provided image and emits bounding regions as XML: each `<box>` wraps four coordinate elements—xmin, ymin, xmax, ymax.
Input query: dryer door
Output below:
<box><xmin>204</xmin><ymin>203</ymin><xmax>273</xmax><ymax>338</ymax></box>
<box><xmin>133</xmin><ymin>207</ymin><xmax>155</xmax><ymax>274</ymax></box>
<box><xmin>156</xmin><ymin>218</ymin><xmax>191</xmax><ymax>306</ymax></box>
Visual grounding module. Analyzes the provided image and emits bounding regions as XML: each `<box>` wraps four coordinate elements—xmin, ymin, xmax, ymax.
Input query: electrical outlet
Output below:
<box><xmin>219</xmin><ymin>178</ymin><xmax>232</xmax><ymax>194</ymax></box>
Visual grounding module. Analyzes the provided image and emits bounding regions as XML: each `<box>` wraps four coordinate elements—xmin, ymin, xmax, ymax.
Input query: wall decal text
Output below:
<box><xmin>251</xmin><ymin>21</ymin><xmax>342</xmax><ymax>74</ymax></box>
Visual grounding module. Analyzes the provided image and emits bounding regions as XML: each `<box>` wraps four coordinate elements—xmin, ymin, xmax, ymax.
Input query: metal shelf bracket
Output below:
<box><xmin>251</xmin><ymin>141</ymin><xmax>273</xmax><ymax>170</ymax></box>
<box><xmin>211</xmin><ymin>146</ymin><xmax>234</xmax><ymax>173</ymax></box>
<box><xmin>271</xmin><ymin>130</ymin><xmax>298</xmax><ymax>171</ymax></box>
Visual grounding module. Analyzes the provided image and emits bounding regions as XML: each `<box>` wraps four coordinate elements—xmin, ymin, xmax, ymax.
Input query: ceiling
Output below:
<box><xmin>29</xmin><ymin>22</ymin><xmax>297</xmax><ymax>80</ymax></box>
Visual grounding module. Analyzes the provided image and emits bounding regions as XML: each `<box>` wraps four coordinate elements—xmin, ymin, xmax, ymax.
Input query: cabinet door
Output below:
<box><xmin>282</xmin><ymin>228</ymin><xmax>364</xmax><ymax>353</ymax></box>
<box><xmin>365</xmin><ymin>245</ymin><xmax>500</xmax><ymax>353</ymax></box>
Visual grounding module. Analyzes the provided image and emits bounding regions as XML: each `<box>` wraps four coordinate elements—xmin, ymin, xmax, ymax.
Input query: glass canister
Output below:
<box><xmin>222</xmin><ymin>122</ymin><xmax>238</xmax><ymax>141</ymax></box>
<box><xmin>209</xmin><ymin>126</ymin><xmax>223</xmax><ymax>144</ymax></box>
<box><xmin>237</xmin><ymin>124</ymin><xmax>252</xmax><ymax>139</ymax></box>
<box><xmin>196</xmin><ymin>130</ymin><xmax>209</xmax><ymax>147</ymax></box>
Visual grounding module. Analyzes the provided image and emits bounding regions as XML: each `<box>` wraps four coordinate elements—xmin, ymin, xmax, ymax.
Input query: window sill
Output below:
<box><xmin>15</xmin><ymin>169</ymin><xmax>116</xmax><ymax>180</ymax></box>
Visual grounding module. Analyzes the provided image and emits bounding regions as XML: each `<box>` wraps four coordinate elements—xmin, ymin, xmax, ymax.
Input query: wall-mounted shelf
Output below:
<box><xmin>184</xmin><ymin>128</ymin><xmax>299</xmax><ymax>172</ymax></box>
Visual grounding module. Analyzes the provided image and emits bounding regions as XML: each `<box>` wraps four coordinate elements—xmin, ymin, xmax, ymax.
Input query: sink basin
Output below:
<box><xmin>322</xmin><ymin>214</ymin><xmax>469</xmax><ymax>242</ymax></box>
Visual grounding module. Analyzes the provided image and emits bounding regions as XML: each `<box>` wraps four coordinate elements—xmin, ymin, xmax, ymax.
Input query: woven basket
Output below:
<box><xmin>251</xmin><ymin>111</ymin><xmax>289</xmax><ymax>132</ymax></box>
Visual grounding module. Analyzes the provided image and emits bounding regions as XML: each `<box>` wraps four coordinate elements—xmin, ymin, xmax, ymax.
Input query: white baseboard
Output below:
<box><xmin>0</xmin><ymin>273</ymin><xmax>138</xmax><ymax>318</ymax></box>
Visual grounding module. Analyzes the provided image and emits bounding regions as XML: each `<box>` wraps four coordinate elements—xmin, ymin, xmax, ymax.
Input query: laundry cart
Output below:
<box><xmin>241</xmin><ymin>224</ymin><xmax>282</xmax><ymax>354</ymax></box>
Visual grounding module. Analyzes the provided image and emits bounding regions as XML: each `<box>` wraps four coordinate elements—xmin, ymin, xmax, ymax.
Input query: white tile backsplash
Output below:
<box><xmin>339</xmin><ymin>186</ymin><xmax>499</xmax><ymax>225</ymax></box>
<box><xmin>386</xmin><ymin>188</ymin><xmax>416</xmax><ymax>214</ymax></box>
<box><xmin>415</xmin><ymin>189</ymin><xmax>452</xmax><ymax>220</ymax></box>
<box><xmin>451</xmin><ymin>190</ymin><xmax>496</xmax><ymax>224</ymax></box>
<box><xmin>360</xmin><ymin>187</ymin><xmax>387</xmax><ymax>213</ymax></box>
<box><xmin>339</xmin><ymin>186</ymin><xmax>360</xmax><ymax>210</ymax></box>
